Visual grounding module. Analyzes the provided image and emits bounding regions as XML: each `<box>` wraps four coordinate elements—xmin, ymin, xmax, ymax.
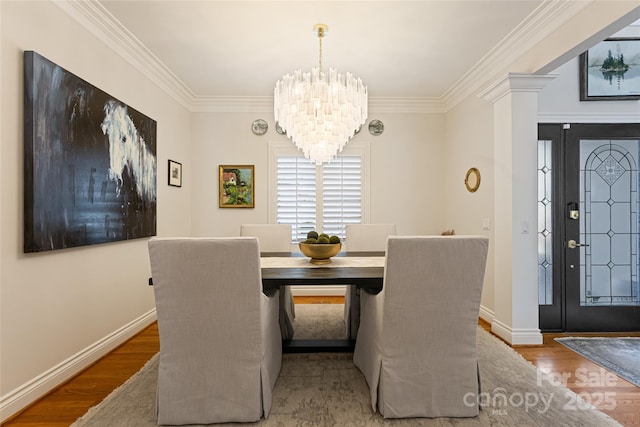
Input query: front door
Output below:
<box><xmin>539</xmin><ymin>123</ymin><xmax>640</xmax><ymax>332</ymax></box>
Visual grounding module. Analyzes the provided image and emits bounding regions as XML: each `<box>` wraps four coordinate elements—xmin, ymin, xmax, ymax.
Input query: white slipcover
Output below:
<box><xmin>344</xmin><ymin>224</ymin><xmax>396</xmax><ymax>339</ymax></box>
<box><xmin>353</xmin><ymin>235</ymin><xmax>489</xmax><ymax>418</ymax></box>
<box><xmin>240</xmin><ymin>224</ymin><xmax>296</xmax><ymax>340</ymax></box>
<box><xmin>148</xmin><ymin>237</ymin><xmax>282</xmax><ymax>425</ymax></box>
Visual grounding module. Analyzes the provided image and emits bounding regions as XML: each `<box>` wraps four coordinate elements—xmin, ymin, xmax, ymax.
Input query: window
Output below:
<box><xmin>269</xmin><ymin>141</ymin><xmax>370</xmax><ymax>243</ymax></box>
<box><xmin>538</xmin><ymin>138</ymin><xmax>553</xmax><ymax>305</ymax></box>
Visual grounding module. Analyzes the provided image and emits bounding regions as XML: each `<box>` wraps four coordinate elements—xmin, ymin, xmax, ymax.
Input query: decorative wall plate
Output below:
<box><xmin>275</xmin><ymin>121</ymin><xmax>286</xmax><ymax>135</ymax></box>
<box><xmin>251</xmin><ymin>119</ymin><xmax>268</xmax><ymax>135</ymax></box>
<box><xmin>368</xmin><ymin>119</ymin><xmax>384</xmax><ymax>136</ymax></box>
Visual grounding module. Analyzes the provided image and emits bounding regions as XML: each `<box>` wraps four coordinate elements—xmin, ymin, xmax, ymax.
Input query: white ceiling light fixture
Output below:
<box><xmin>274</xmin><ymin>24</ymin><xmax>368</xmax><ymax>165</ymax></box>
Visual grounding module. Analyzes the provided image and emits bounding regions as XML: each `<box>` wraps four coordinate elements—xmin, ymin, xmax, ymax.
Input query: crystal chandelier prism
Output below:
<box><xmin>274</xmin><ymin>24</ymin><xmax>368</xmax><ymax>165</ymax></box>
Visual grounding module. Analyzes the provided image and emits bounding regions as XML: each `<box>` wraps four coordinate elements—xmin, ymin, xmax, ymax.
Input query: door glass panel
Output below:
<box><xmin>580</xmin><ymin>139</ymin><xmax>640</xmax><ymax>306</ymax></box>
<box><xmin>538</xmin><ymin>139</ymin><xmax>553</xmax><ymax>305</ymax></box>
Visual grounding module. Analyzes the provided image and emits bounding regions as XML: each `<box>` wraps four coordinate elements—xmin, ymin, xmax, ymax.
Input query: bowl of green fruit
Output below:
<box><xmin>299</xmin><ymin>230</ymin><xmax>342</xmax><ymax>264</ymax></box>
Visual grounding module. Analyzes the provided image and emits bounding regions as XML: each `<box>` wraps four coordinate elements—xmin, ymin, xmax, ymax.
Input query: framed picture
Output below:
<box><xmin>219</xmin><ymin>165</ymin><xmax>254</xmax><ymax>208</ymax></box>
<box><xmin>24</xmin><ymin>51</ymin><xmax>157</xmax><ymax>253</ymax></box>
<box><xmin>579</xmin><ymin>38</ymin><xmax>640</xmax><ymax>101</ymax></box>
<box><xmin>168</xmin><ymin>160</ymin><xmax>182</xmax><ymax>187</ymax></box>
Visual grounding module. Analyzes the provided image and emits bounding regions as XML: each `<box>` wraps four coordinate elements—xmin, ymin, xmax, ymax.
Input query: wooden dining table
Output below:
<box><xmin>261</xmin><ymin>251</ymin><xmax>384</xmax><ymax>353</ymax></box>
<box><xmin>149</xmin><ymin>251</ymin><xmax>385</xmax><ymax>353</ymax></box>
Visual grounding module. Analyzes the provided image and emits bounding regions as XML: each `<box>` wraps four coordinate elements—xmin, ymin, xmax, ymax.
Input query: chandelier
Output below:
<box><xmin>274</xmin><ymin>24</ymin><xmax>368</xmax><ymax>164</ymax></box>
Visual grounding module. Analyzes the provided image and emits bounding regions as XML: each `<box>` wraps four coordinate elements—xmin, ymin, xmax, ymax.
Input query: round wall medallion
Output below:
<box><xmin>275</xmin><ymin>121</ymin><xmax>286</xmax><ymax>135</ymax></box>
<box><xmin>251</xmin><ymin>119</ymin><xmax>268</xmax><ymax>136</ymax></box>
<box><xmin>368</xmin><ymin>119</ymin><xmax>384</xmax><ymax>136</ymax></box>
<box><xmin>464</xmin><ymin>167</ymin><xmax>481</xmax><ymax>193</ymax></box>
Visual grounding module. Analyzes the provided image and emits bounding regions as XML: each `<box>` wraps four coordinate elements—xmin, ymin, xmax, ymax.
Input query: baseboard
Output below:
<box><xmin>290</xmin><ymin>285</ymin><xmax>346</xmax><ymax>297</ymax></box>
<box><xmin>478</xmin><ymin>304</ymin><xmax>495</xmax><ymax>324</ymax></box>
<box><xmin>491</xmin><ymin>319</ymin><xmax>543</xmax><ymax>345</ymax></box>
<box><xmin>0</xmin><ymin>309</ymin><xmax>157</xmax><ymax>423</ymax></box>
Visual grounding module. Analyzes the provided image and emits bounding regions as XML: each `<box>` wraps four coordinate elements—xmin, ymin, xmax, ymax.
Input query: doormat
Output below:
<box><xmin>555</xmin><ymin>337</ymin><xmax>640</xmax><ymax>387</ymax></box>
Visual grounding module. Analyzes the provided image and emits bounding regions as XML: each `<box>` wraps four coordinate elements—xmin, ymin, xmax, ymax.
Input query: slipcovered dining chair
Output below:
<box><xmin>240</xmin><ymin>224</ymin><xmax>296</xmax><ymax>340</ymax></box>
<box><xmin>354</xmin><ymin>235</ymin><xmax>489</xmax><ymax>418</ymax></box>
<box><xmin>344</xmin><ymin>223</ymin><xmax>396</xmax><ymax>339</ymax></box>
<box><xmin>148</xmin><ymin>237</ymin><xmax>282</xmax><ymax>425</ymax></box>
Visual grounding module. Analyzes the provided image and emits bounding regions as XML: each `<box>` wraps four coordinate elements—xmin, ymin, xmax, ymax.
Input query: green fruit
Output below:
<box><xmin>317</xmin><ymin>236</ymin><xmax>330</xmax><ymax>244</ymax></box>
<box><xmin>319</xmin><ymin>233</ymin><xmax>329</xmax><ymax>240</ymax></box>
<box><xmin>304</xmin><ymin>238</ymin><xmax>317</xmax><ymax>244</ymax></box>
<box><xmin>329</xmin><ymin>235</ymin><xmax>341</xmax><ymax>244</ymax></box>
<box><xmin>307</xmin><ymin>230</ymin><xmax>319</xmax><ymax>239</ymax></box>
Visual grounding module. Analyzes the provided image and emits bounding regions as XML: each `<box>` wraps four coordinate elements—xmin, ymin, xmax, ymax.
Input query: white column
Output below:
<box><xmin>480</xmin><ymin>73</ymin><xmax>556</xmax><ymax>345</ymax></box>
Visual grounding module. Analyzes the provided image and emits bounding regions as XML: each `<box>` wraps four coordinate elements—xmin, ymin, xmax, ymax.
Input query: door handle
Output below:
<box><xmin>567</xmin><ymin>239</ymin><xmax>589</xmax><ymax>249</ymax></box>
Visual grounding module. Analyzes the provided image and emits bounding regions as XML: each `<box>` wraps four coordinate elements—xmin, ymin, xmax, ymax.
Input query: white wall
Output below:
<box><xmin>444</xmin><ymin>96</ymin><xmax>496</xmax><ymax>316</ymax></box>
<box><xmin>190</xmin><ymin>112</ymin><xmax>446</xmax><ymax>238</ymax></box>
<box><xmin>540</xmin><ymin>60</ymin><xmax>640</xmax><ymax>122</ymax></box>
<box><xmin>0</xmin><ymin>1</ymin><xmax>191</xmax><ymax>419</ymax></box>
<box><xmin>539</xmin><ymin>17</ymin><xmax>640</xmax><ymax>122</ymax></box>
<box><xmin>1</xmin><ymin>0</ymin><xmax>638</xmax><ymax>420</ymax></box>
<box><xmin>443</xmin><ymin>16</ymin><xmax>640</xmax><ymax>326</ymax></box>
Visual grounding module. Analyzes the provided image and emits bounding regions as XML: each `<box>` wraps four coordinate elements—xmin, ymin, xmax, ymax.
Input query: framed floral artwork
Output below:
<box><xmin>219</xmin><ymin>165</ymin><xmax>254</xmax><ymax>208</ymax></box>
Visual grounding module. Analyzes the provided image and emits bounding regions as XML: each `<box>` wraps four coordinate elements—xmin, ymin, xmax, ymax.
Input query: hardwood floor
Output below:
<box><xmin>512</xmin><ymin>327</ymin><xmax>640</xmax><ymax>427</ymax></box>
<box><xmin>2</xmin><ymin>323</ymin><xmax>160</xmax><ymax>427</ymax></box>
<box><xmin>3</xmin><ymin>301</ymin><xmax>639</xmax><ymax>426</ymax></box>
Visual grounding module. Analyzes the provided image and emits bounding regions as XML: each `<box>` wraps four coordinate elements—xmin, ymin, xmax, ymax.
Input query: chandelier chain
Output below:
<box><xmin>319</xmin><ymin>36</ymin><xmax>323</xmax><ymax>73</ymax></box>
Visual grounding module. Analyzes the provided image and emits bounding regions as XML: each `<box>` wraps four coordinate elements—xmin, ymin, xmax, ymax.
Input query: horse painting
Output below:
<box><xmin>24</xmin><ymin>51</ymin><xmax>157</xmax><ymax>252</ymax></box>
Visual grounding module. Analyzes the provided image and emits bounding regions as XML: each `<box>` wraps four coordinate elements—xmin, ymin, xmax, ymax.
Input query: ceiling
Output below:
<box><xmin>92</xmin><ymin>0</ymin><xmax>556</xmax><ymax>103</ymax></box>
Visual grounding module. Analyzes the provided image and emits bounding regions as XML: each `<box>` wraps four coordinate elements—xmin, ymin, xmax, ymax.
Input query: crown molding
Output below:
<box><xmin>189</xmin><ymin>95</ymin><xmax>445</xmax><ymax>114</ymax></box>
<box><xmin>57</xmin><ymin>0</ymin><xmax>588</xmax><ymax>114</ymax></box>
<box><xmin>190</xmin><ymin>96</ymin><xmax>274</xmax><ymax>113</ymax></box>
<box><xmin>442</xmin><ymin>0</ymin><xmax>591</xmax><ymax>111</ymax></box>
<box><xmin>56</xmin><ymin>1</ymin><xmax>446</xmax><ymax>114</ymax></box>
<box><xmin>368</xmin><ymin>97</ymin><xmax>446</xmax><ymax>114</ymax></box>
<box><xmin>479</xmin><ymin>73</ymin><xmax>558</xmax><ymax>104</ymax></box>
<box><xmin>53</xmin><ymin>0</ymin><xmax>195</xmax><ymax>110</ymax></box>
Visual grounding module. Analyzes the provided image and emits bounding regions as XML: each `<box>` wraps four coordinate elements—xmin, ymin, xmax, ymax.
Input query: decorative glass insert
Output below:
<box><xmin>580</xmin><ymin>139</ymin><xmax>640</xmax><ymax>306</ymax></box>
<box><xmin>538</xmin><ymin>139</ymin><xmax>553</xmax><ymax>305</ymax></box>
<box><xmin>595</xmin><ymin>155</ymin><xmax>625</xmax><ymax>185</ymax></box>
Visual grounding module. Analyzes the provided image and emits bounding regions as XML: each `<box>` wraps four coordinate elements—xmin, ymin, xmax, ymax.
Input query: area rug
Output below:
<box><xmin>555</xmin><ymin>337</ymin><xmax>640</xmax><ymax>387</ymax></box>
<box><xmin>72</xmin><ymin>305</ymin><xmax>622</xmax><ymax>426</ymax></box>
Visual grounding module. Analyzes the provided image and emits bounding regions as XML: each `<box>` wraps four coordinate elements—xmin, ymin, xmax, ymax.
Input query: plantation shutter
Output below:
<box><xmin>276</xmin><ymin>155</ymin><xmax>362</xmax><ymax>243</ymax></box>
<box><xmin>276</xmin><ymin>157</ymin><xmax>316</xmax><ymax>242</ymax></box>
<box><xmin>322</xmin><ymin>157</ymin><xmax>362</xmax><ymax>238</ymax></box>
